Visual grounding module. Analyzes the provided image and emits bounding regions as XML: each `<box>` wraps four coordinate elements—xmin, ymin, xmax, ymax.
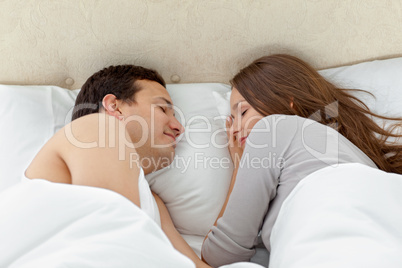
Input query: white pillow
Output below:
<box><xmin>319</xmin><ymin>57</ymin><xmax>402</xmax><ymax>120</ymax></box>
<box><xmin>146</xmin><ymin>83</ymin><xmax>233</xmax><ymax>236</ymax></box>
<box><xmin>0</xmin><ymin>85</ymin><xmax>79</xmax><ymax>192</ymax></box>
<box><xmin>320</xmin><ymin>58</ymin><xmax>402</xmax><ymax>144</ymax></box>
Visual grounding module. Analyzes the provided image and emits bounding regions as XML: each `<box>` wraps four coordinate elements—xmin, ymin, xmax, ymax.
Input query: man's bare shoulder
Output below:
<box><xmin>63</xmin><ymin>113</ymin><xmax>109</xmax><ymax>138</ymax></box>
<box><xmin>59</xmin><ymin>113</ymin><xmax>123</xmax><ymax>146</ymax></box>
<box><xmin>25</xmin><ymin>113</ymin><xmax>118</xmax><ymax>182</ymax></box>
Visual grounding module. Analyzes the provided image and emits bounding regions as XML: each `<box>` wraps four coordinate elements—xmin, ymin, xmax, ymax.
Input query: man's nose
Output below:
<box><xmin>170</xmin><ymin>117</ymin><xmax>184</xmax><ymax>137</ymax></box>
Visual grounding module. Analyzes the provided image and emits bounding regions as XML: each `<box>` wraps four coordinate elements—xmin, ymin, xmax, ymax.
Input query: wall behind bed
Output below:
<box><xmin>1</xmin><ymin>0</ymin><xmax>402</xmax><ymax>89</ymax></box>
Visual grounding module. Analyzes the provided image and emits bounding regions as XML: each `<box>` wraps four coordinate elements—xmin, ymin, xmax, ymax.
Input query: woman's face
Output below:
<box><xmin>230</xmin><ymin>87</ymin><xmax>264</xmax><ymax>149</ymax></box>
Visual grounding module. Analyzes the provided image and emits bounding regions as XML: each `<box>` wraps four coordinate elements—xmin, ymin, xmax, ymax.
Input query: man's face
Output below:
<box><xmin>119</xmin><ymin>80</ymin><xmax>184</xmax><ymax>174</ymax></box>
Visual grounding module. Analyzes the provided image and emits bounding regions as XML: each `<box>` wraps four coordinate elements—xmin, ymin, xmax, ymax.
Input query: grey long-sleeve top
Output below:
<box><xmin>202</xmin><ymin>115</ymin><xmax>377</xmax><ymax>267</ymax></box>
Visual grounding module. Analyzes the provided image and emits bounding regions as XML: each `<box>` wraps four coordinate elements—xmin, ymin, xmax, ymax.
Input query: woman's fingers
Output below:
<box><xmin>226</xmin><ymin>116</ymin><xmax>232</xmax><ymax>133</ymax></box>
<box><xmin>226</xmin><ymin>116</ymin><xmax>234</xmax><ymax>145</ymax></box>
<box><xmin>226</xmin><ymin>116</ymin><xmax>243</xmax><ymax>166</ymax></box>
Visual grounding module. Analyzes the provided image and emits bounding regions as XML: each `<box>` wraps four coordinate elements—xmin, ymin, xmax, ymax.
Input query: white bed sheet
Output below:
<box><xmin>0</xmin><ymin>179</ymin><xmax>264</xmax><ymax>268</ymax></box>
<box><xmin>270</xmin><ymin>163</ymin><xmax>402</xmax><ymax>268</ymax></box>
<box><xmin>0</xmin><ymin>179</ymin><xmax>195</xmax><ymax>268</ymax></box>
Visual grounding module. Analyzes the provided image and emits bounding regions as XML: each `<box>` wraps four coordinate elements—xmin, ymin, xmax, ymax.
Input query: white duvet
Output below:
<box><xmin>7</xmin><ymin>164</ymin><xmax>398</xmax><ymax>268</ymax></box>
<box><xmin>0</xmin><ymin>179</ymin><xmax>196</xmax><ymax>267</ymax></box>
<box><xmin>0</xmin><ymin>179</ymin><xmax>263</xmax><ymax>268</ymax></box>
<box><xmin>270</xmin><ymin>163</ymin><xmax>402</xmax><ymax>268</ymax></box>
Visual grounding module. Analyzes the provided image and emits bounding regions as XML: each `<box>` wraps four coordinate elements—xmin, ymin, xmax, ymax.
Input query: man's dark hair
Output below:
<box><xmin>72</xmin><ymin>65</ymin><xmax>165</xmax><ymax>121</ymax></box>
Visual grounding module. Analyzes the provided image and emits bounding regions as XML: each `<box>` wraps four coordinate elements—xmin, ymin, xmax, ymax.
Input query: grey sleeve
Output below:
<box><xmin>202</xmin><ymin>116</ymin><xmax>296</xmax><ymax>267</ymax></box>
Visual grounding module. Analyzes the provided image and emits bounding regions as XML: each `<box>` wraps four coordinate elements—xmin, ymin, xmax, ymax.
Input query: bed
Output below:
<box><xmin>1</xmin><ymin>1</ymin><xmax>402</xmax><ymax>267</ymax></box>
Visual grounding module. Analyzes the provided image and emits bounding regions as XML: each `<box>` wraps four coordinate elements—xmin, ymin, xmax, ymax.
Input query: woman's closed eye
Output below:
<box><xmin>159</xmin><ymin>106</ymin><xmax>166</xmax><ymax>113</ymax></box>
<box><xmin>241</xmin><ymin>109</ymin><xmax>248</xmax><ymax>116</ymax></box>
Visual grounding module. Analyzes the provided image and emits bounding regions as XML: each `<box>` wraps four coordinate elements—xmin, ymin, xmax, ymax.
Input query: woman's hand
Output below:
<box><xmin>226</xmin><ymin>116</ymin><xmax>244</xmax><ymax>168</ymax></box>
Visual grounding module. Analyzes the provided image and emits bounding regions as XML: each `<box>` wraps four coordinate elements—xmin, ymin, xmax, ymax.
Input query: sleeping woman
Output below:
<box><xmin>201</xmin><ymin>54</ymin><xmax>402</xmax><ymax>267</ymax></box>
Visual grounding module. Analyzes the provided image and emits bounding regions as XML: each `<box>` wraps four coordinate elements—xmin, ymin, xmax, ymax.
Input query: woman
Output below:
<box><xmin>201</xmin><ymin>54</ymin><xmax>402</xmax><ymax>267</ymax></box>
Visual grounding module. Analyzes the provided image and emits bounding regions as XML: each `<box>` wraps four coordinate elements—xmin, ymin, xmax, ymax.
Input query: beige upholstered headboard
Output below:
<box><xmin>1</xmin><ymin>0</ymin><xmax>402</xmax><ymax>89</ymax></box>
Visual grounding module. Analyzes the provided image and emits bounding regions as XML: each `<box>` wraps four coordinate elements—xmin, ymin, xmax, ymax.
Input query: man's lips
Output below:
<box><xmin>164</xmin><ymin>133</ymin><xmax>176</xmax><ymax>142</ymax></box>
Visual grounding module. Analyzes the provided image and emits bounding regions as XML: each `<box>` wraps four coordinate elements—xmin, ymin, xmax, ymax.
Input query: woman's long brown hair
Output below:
<box><xmin>231</xmin><ymin>54</ymin><xmax>402</xmax><ymax>174</ymax></box>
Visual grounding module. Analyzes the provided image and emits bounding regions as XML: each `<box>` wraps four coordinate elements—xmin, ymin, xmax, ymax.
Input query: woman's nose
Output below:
<box><xmin>232</xmin><ymin>117</ymin><xmax>241</xmax><ymax>134</ymax></box>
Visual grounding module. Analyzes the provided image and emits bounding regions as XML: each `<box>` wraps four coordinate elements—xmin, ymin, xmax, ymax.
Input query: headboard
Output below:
<box><xmin>1</xmin><ymin>0</ymin><xmax>402</xmax><ymax>89</ymax></box>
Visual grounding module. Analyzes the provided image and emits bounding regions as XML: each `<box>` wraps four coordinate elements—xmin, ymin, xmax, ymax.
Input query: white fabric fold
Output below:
<box><xmin>0</xmin><ymin>179</ymin><xmax>194</xmax><ymax>268</ymax></box>
<box><xmin>270</xmin><ymin>163</ymin><xmax>402</xmax><ymax>268</ymax></box>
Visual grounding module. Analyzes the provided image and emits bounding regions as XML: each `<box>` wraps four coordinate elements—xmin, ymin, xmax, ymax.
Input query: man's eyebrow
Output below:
<box><xmin>154</xmin><ymin>97</ymin><xmax>173</xmax><ymax>107</ymax></box>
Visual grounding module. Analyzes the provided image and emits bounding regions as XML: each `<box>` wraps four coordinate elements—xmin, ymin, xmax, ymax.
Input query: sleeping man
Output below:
<box><xmin>23</xmin><ymin>65</ymin><xmax>210</xmax><ymax>268</ymax></box>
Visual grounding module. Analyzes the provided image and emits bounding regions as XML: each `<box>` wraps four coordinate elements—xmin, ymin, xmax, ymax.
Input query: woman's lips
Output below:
<box><xmin>240</xmin><ymin>136</ymin><xmax>248</xmax><ymax>145</ymax></box>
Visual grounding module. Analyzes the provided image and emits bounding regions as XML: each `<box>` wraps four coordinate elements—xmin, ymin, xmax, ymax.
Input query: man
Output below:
<box><xmin>24</xmin><ymin>65</ymin><xmax>209</xmax><ymax>268</ymax></box>
<box><xmin>72</xmin><ymin>64</ymin><xmax>183</xmax><ymax>174</ymax></box>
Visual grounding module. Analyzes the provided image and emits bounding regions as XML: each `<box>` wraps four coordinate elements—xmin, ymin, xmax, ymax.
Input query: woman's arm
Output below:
<box><xmin>201</xmin><ymin>116</ymin><xmax>285</xmax><ymax>267</ymax></box>
<box><xmin>213</xmin><ymin>165</ymin><xmax>238</xmax><ymax>227</ymax></box>
<box><xmin>153</xmin><ymin>193</ymin><xmax>210</xmax><ymax>268</ymax></box>
<box><xmin>212</xmin><ymin>116</ymin><xmax>242</xmax><ymax>226</ymax></box>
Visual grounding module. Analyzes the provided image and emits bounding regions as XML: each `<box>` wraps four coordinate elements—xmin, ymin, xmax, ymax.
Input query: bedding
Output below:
<box><xmin>146</xmin><ymin>83</ymin><xmax>233</xmax><ymax>237</ymax></box>
<box><xmin>319</xmin><ymin>57</ymin><xmax>402</xmax><ymax>134</ymax></box>
<box><xmin>0</xmin><ymin>85</ymin><xmax>79</xmax><ymax>192</ymax></box>
<box><xmin>0</xmin><ymin>179</ymin><xmax>195</xmax><ymax>268</ymax></box>
<box><xmin>0</xmin><ymin>178</ymin><xmax>262</xmax><ymax>268</ymax></box>
<box><xmin>1</xmin><ymin>56</ymin><xmax>402</xmax><ymax>267</ymax></box>
<box><xmin>269</xmin><ymin>163</ymin><xmax>402</xmax><ymax>268</ymax></box>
